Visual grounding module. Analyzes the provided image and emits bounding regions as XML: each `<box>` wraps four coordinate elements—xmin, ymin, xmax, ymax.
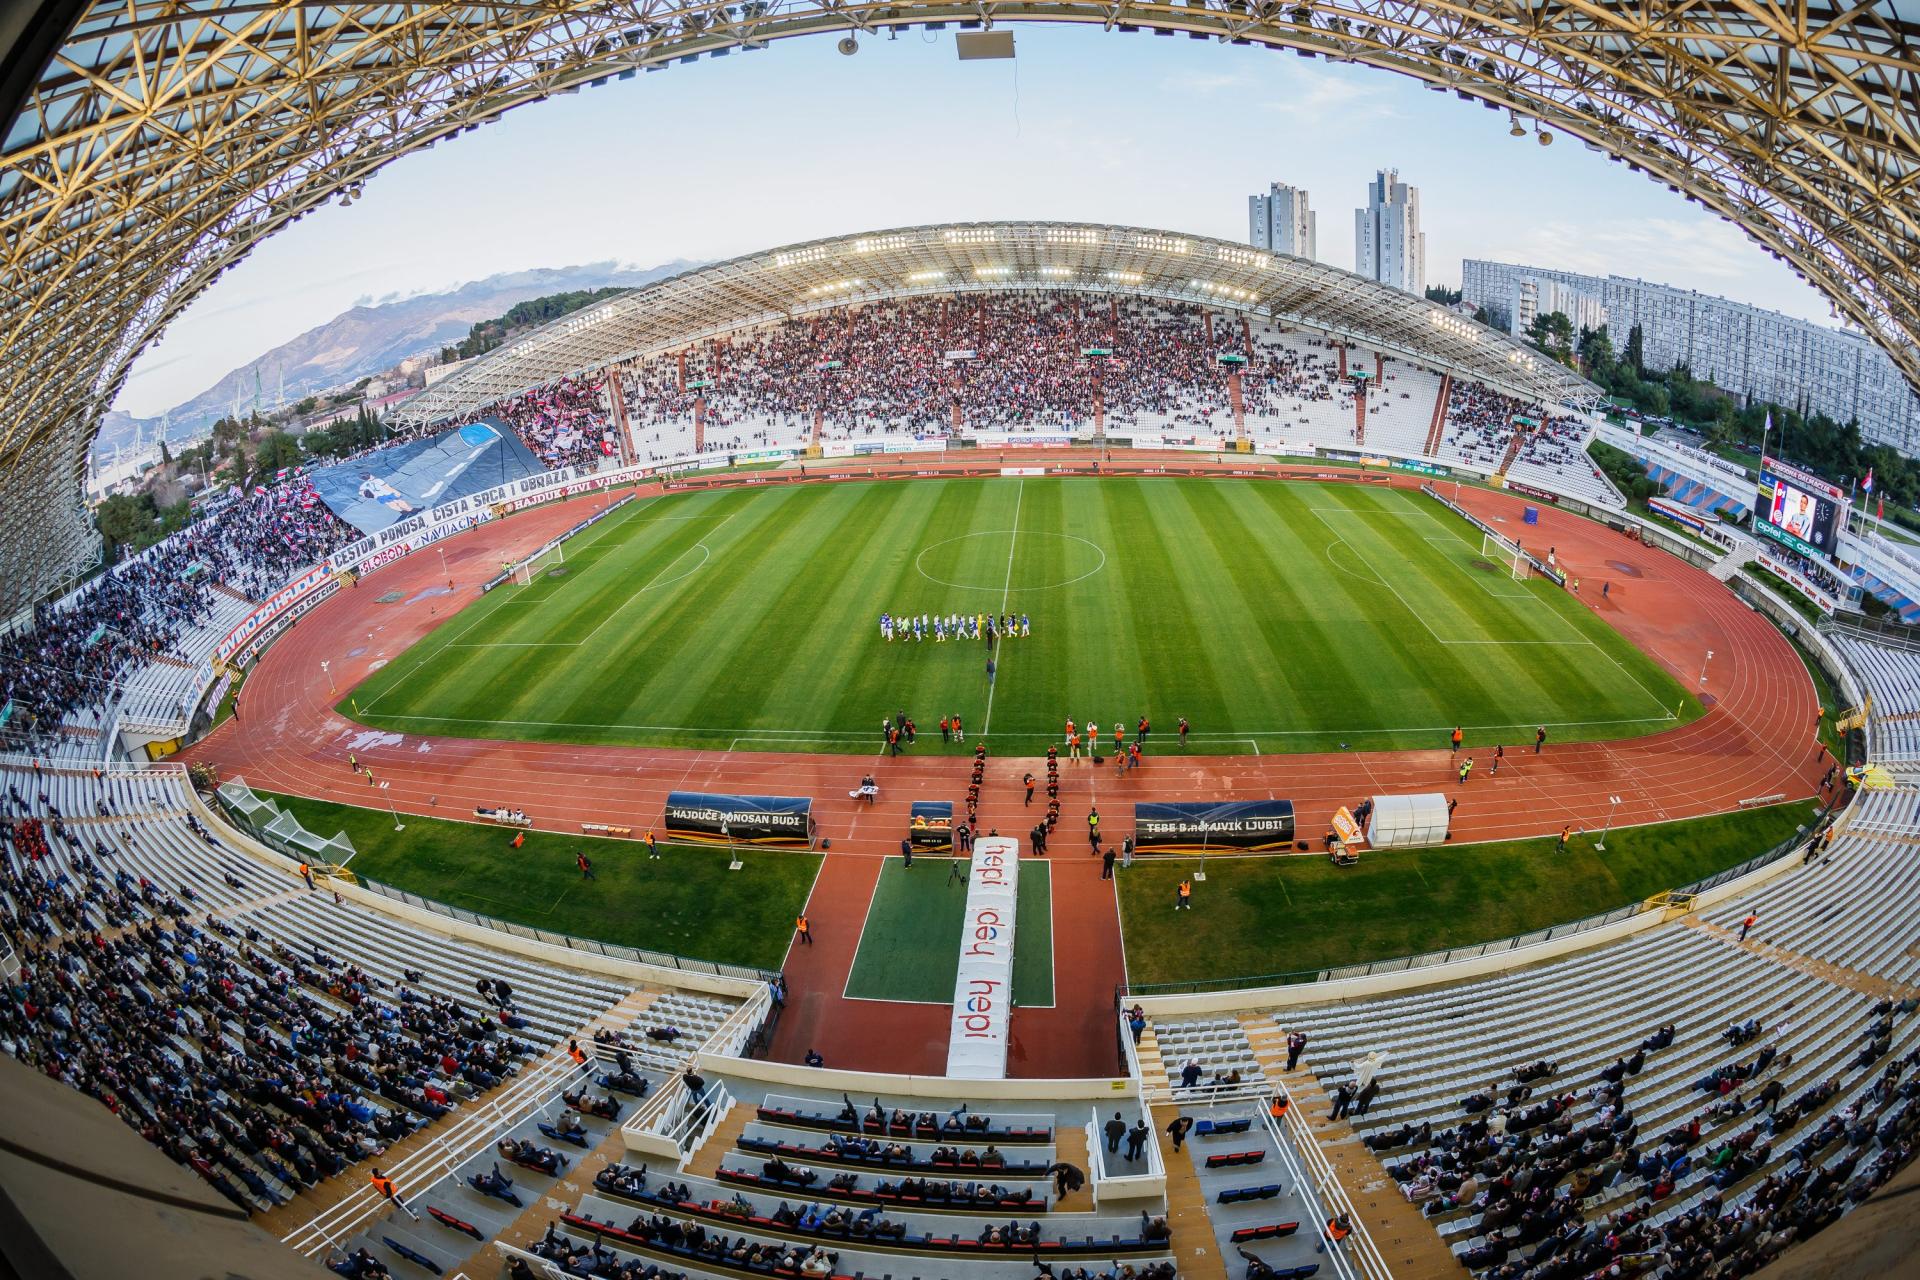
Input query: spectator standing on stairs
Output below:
<box><xmin>369</xmin><ymin>1168</ymin><xmax>418</xmax><ymax>1221</ymax></box>
<box><xmin>1166</xmin><ymin>1115</ymin><xmax>1194</xmax><ymax>1151</ymax></box>
<box><xmin>1286</xmin><ymin>1030</ymin><xmax>1307</xmax><ymax>1071</ymax></box>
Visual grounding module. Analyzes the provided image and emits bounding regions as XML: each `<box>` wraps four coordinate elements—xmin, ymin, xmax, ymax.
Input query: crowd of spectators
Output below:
<box><xmin>0</xmin><ymin>474</ymin><xmax>352</xmax><ymax>750</ymax></box>
<box><xmin>485</xmin><ymin>379</ymin><xmax>619</xmax><ymax>470</ymax></box>
<box><xmin>1372</xmin><ymin>1002</ymin><xmax>1919</xmax><ymax>1280</ymax></box>
<box><xmin>1441</xmin><ymin>383</ymin><xmax>1532</xmax><ymax>470</ymax></box>
<box><xmin>597</xmin><ymin>293</ymin><xmax>1368</xmax><ymax>450</ymax></box>
<box><xmin>0</xmin><ymin>772</ymin><xmax>541</xmax><ymax>1210</ymax></box>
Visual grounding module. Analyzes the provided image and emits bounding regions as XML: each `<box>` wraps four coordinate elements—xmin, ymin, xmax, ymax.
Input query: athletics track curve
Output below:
<box><xmin>183</xmin><ymin>453</ymin><xmax>1825</xmax><ymax>1080</ymax></box>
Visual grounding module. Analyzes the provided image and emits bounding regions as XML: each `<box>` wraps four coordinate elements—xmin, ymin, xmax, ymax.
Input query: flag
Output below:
<box><xmin>1863</xmin><ymin>467</ymin><xmax>1874</xmax><ymax>495</ymax></box>
<box><xmin>1878</xmin><ymin>495</ymin><xmax>1885</xmax><ymax>521</ymax></box>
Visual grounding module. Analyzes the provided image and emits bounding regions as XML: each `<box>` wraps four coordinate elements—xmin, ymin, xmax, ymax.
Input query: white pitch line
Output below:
<box><xmin>981</xmin><ymin>478</ymin><xmax>1023</xmax><ymax>740</ymax></box>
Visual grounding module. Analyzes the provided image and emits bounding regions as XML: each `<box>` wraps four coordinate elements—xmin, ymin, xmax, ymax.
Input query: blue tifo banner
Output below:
<box><xmin>663</xmin><ymin>792</ymin><xmax>814</xmax><ymax>848</ymax></box>
<box><xmin>1133</xmin><ymin>800</ymin><xmax>1297</xmax><ymax>853</ymax></box>
<box><xmin>308</xmin><ymin>419</ymin><xmax>546</xmax><ymax>535</ymax></box>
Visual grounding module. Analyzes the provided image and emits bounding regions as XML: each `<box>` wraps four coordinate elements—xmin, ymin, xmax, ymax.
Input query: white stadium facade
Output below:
<box><xmin>394</xmin><ymin>220</ymin><xmax>1597</xmax><ymax>430</ymax></box>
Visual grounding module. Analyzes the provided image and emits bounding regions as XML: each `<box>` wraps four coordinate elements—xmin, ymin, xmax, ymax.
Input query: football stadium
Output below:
<box><xmin>3</xmin><ymin>8</ymin><xmax>1920</xmax><ymax>1280</ymax></box>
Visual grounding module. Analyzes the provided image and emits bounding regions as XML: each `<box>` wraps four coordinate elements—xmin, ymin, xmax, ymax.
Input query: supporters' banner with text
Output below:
<box><xmin>309</xmin><ymin>420</ymin><xmax>546</xmax><ymax>535</ymax></box>
<box><xmin>662</xmin><ymin>792</ymin><xmax>813</xmax><ymax>848</ymax></box>
<box><xmin>214</xmin><ymin>566</ymin><xmax>333</xmax><ymax>663</ymax></box>
<box><xmin>1133</xmin><ymin>800</ymin><xmax>1296</xmax><ymax>853</ymax></box>
<box><xmin>946</xmin><ymin>837</ymin><xmax>1021</xmax><ymax>1080</ymax></box>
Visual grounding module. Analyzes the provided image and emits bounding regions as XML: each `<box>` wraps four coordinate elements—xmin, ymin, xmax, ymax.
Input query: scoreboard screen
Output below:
<box><xmin>1755</xmin><ymin>455</ymin><xmax>1844</xmax><ymax>563</ymax></box>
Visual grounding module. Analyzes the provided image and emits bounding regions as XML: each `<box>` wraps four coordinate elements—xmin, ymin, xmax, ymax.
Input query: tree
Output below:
<box><xmin>254</xmin><ymin>430</ymin><xmax>302</xmax><ymax>474</ymax></box>
<box><xmin>1623</xmin><ymin>324</ymin><xmax>1645</xmax><ymax>375</ymax></box>
<box><xmin>94</xmin><ymin>492</ymin><xmax>160</xmax><ymax>555</ymax></box>
<box><xmin>1706</xmin><ymin>399</ymin><xmax>1739</xmax><ymax>448</ymax></box>
<box><xmin>1423</xmin><ymin>285</ymin><xmax>1462</xmax><ymax>305</ymax></box>
<box><xmin>293</xmin><ymin>396</ymin><xmax>318</xmax><ymax>417</ymax></box>
<box><xmin>1577</xmin><ymin>325</ymin><xmax>1615</xmax><ymax>379</ymax></box>
<box><xmin>1525</xmin><ymin>310</ymin><xmax>1575</xmax><ymax>366</ymax></box>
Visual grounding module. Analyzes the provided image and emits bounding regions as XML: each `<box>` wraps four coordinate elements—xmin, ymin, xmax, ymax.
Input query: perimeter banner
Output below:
<box><xmin>1133</xmin><ymin>800</ymin><xmax>1296</xmax><ymax>853</ymax></box>
<box><xmin>946</xmin><ymin>836</ymin><xmax>1021</xmax><ymax>1080</ymax></box>
<box><xmin>662</xmin><ymin>792</ymin><xmax>813</xmax><ymax>848</ymax></box>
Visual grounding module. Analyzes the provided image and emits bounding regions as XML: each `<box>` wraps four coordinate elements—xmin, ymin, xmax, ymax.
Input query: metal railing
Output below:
<box><xmin>1123</xmin><ymin>827</ymin><xmax>1811</xmax><ymax>998</ymax></box>
<box><xmin>356</xmin><ymin>876</ymin><xmax>778</xmax><ymax>982</ymax></box>
<box><xmin>1823</xmin><ymin>612</ymin><xmax>1920</xmax><ymax>654</ymax></box>
<box><xmin>281</xmin><ymin>1048</ymin><xmax>595</xmax><ymax>1257</ymax></box>
<box><xmin>1261</xmin><ymin>1085</ymin><xmax>1391</xmax><ymax>1280</ymax></box>
<box><xmin>700</xmin><ymin>985</ymin><xmax>773</xmax><ymax>1061</ymax></box>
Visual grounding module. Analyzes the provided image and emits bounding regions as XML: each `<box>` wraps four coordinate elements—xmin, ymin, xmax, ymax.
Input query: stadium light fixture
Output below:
<box><xmin>1509</xmin><ymin>111</ymin><xmax>1525</xmax><ymax>137</ymax></box>
<box><xmin>1595</xmin><ymin>795</ymin><xmax>1622</xmax><ymax>851</ymax></box>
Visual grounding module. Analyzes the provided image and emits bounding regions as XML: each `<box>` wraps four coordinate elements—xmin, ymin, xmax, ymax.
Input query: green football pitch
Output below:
<box><xmin>843</xmin><ymin>857</ymin><xmax>1054</xmax><ymax>1005</ymax></box>
<box><xmin>346</xmin><ymin>476</ymin><xmax>1701</xmax><ymax>753</ymax></box>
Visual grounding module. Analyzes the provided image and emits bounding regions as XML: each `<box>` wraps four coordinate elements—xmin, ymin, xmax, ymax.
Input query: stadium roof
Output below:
<box><xmin>392</xmin><ymin>221</ymin><xmax>1597</xmax><ymax>425</ymax></box>
<box><xmin>5</xmin><ymin>3</ymin><xmax>1919</xmax><ymax>613</ymax></box>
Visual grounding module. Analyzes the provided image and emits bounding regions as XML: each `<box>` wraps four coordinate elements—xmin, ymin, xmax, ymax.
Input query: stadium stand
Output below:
<box><xmin>1830</xmin><ymin>633</ymin><xmax>1920</xmax><ymax>764</ymax></box>
<box><xmin>1264</xmin><ymin>784</ymin><xmax>1916</xmax><ymax>1278</ymax></box>
<box><xmin>0</xmin><ymin>761</ymin><xmax>675</xmax><ymax>1214</ymax></box>
<box><xmin>0</xmin><ymin>479</ymin><xmax>354</xmax><ymax>757</ymax></box>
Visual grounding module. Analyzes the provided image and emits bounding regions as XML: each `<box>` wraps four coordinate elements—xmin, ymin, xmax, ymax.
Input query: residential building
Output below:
<box><xmin>1462</xmin><ymin>259</ymin><xmax>1920</xmax><ymax>450</ymax></box>
<box><xmin>1512</xmin><ymin>277</ymin><xmax>1608</xmax><ymax>342</ymax></box>
<box><xmin>1248</xmin><ymin>182</ymin><xmax>1317</xmax><ymax>260</ymax></box>
<box><xmin>1353</xmin><ymin>169</ymin><xmax>1425</xmax><ymax>293</ymax></box>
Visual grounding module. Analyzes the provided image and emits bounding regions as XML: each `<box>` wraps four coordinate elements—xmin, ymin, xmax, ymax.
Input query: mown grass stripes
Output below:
<box><xmin>346</xmin><ymin>477</ymin><xmax>1703</xmax><ymax>753</ymax></box>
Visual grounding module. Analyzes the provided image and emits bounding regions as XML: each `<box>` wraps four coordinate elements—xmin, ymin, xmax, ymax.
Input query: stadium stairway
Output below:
<box><xmin>258</xmin><ymin>988</ymin><xmax>662</xmax><ymax>1238</ymax></box>
<box><xmin>1238</xmin><ymin>1018</ymin><xmax>1468</xmax><ymax>1279</ymax></box>
<box><xmin>1424</xmin><ymin>375</ymin><xmax>1451</xmax><ymax>456</ymax></box>
<box><xmin>1353</xmin><ymin>391</ymin><xmax>1367</xmax><ymax>444</ymax></box>
<box><xmin>1148</xmin><ymin>1103</ymin><xmax>1231</xmax><ymax>1280</ymax></box>
<box><xmin>683</xmin><ymin>1100</ymin><xmax>755</xmax><ymax>1179</ymax></box>
<box><xmin>212</xmin><ymin>579</ymin><xmax>259</xmax><ymax>606</ymax></box>
<box><xmin>1495</xmin><ymin>424</ymin><xmax>1526</xmax><ymax>477</ymax></box>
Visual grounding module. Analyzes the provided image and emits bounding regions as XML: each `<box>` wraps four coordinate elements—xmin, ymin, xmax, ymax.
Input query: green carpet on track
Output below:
<box><xmin>843</xmin><ymin>857</ymin><xmax>1054</xmax><ymax>1006</ymax></box>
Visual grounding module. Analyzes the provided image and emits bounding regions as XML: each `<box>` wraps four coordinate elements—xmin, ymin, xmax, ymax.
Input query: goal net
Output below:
<box><xmin>1481</xmin><ymin>531</ymin><xmax>1530</xmax><ymax>581</ymax></box>
<box><xmin>512</xmin><ymin>541</ymin><xmax>565</xmax><ymax>586</ymax></box>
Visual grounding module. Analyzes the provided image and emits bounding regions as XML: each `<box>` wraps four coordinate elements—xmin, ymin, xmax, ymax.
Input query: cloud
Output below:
<box><xmin>1501</xmin><ymin>218</ymin><xmax>1762</xmax><ymax>286</ymax></box>
<box><xmin>1159</xmin><ymin>70</ymin><xmax>1259</xmax><ymax>95</ymax></box>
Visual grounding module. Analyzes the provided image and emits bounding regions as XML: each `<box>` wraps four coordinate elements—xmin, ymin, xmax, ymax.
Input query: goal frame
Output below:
<box><xmin>1481</xmin><ymin>531</ymin><xmax>1530</xmax><ymax>581</ymax></box>
<box><xmin>511</xmin><ymin>541</ymin><xmax>565</xmax><ymax>586</ymax></box>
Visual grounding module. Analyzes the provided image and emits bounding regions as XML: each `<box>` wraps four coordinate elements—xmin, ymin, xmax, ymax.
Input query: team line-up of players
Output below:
<box><xmin>879</xmin><ymin>611</ymin><xmax>1031</xmax><ymax>642</ymax></box>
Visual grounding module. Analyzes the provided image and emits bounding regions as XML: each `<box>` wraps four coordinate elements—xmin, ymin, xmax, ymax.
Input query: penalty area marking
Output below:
<box><xmin>448</xmin><ymin>513</ymin><xmax>734</xmax><ymax>650</ymax></box>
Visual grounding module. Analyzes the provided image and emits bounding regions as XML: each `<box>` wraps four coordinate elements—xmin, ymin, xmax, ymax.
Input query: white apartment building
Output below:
<box><xmin>1462</xmin><ymin>259</ymin><xmax>1920</xmax><ymax>451</ymax></box>
<box><xmin>1513</xmin><ymin>277</ymin><xmax>1608</xmax><ymax>340</ymax></box>
<box><xmin>1248</xmin><ymin>182</ymin><xmax>1317</xmax><ymax>260</ymax></box>
<box><xmin>1354</xmin><ymin>169</ymin><xmax>1425</xmax><ymax>294</ymax></box>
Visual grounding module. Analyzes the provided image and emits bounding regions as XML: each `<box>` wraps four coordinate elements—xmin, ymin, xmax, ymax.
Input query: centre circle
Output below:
<box><xmin>913</xmin><ymin>530</ymin><xmax>1108</xmax><ymax>593</ymax></box>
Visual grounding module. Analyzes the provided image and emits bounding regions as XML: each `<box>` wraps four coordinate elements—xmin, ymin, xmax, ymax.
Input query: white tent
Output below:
<box><xmin>1366</xmin><ymin>793</ymin><xmax>1450</xmax><ymax>848</ymax></box>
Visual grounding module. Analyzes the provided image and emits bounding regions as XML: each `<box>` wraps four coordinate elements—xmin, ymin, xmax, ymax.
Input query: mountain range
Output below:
<box><xmin>96</xmin><ymin>259</ymin><xmax>695</xmax><ymax>457</ymax></box>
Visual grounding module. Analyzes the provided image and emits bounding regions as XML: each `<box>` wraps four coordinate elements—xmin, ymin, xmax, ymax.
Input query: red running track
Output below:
<box><xmin>184</xmin><ymin>456</ymin><xmax>1823</xmax><ymax>1079</ymax></box>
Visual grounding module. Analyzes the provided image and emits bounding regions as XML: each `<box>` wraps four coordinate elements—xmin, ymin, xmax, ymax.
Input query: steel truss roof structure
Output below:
<box><xmin>5</xmin><ymin>3</ymin><xmax>1919</xmax><ymax>614</ymax></box>
<box><xmin>392</xmin><ymin>220</ymin><xmax>1596</xmax><ymax>424</ymax></box>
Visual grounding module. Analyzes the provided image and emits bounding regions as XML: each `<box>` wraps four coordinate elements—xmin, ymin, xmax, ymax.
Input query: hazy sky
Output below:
<box><xmin>114</xmin><ymin>26</ymin><xmax>1837</xmax><ymax>418</ymax></box>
